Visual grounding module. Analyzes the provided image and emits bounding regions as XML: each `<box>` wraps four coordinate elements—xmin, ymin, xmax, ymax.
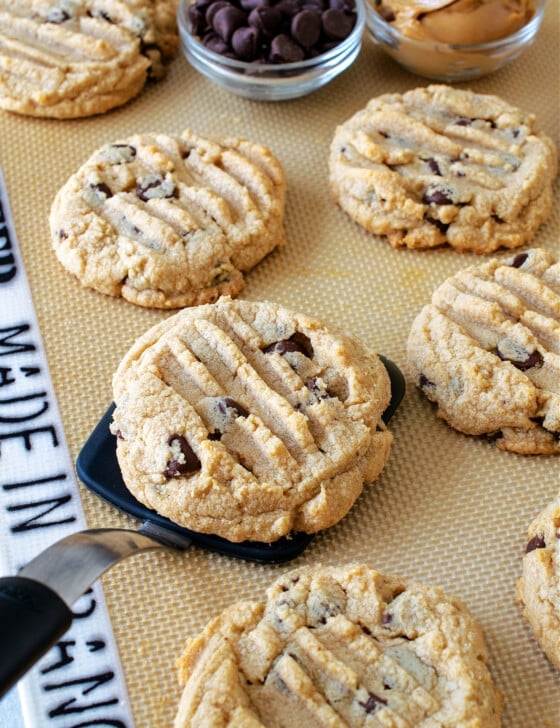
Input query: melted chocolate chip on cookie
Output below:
<box><xmin>165</xmin><ymin>434</ymin><xmax>201</xmax><ymax>477</ymax></box>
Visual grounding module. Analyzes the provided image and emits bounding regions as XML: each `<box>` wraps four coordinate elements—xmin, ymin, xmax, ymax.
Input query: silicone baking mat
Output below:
<box><xmin>0</xmin><ymin>1</ymin><xmax>558</xmax><ymax>724</ymax></box>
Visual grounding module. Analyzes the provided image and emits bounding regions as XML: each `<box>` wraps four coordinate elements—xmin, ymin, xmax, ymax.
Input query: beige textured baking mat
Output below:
<box><xmin>1</xmin><ymin>1</ymin><xmax>558</xmax><ymax>724</ymax></box>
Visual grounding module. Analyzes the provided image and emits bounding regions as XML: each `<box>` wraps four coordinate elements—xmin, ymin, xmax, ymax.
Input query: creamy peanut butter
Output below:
<box><xmin>376</xmin><ymin>0</ymin><xmax>534</xmax><ymax>45</ymax></box>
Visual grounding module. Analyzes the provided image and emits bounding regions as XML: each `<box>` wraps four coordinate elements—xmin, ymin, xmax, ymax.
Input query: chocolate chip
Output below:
<box><xmin>426</xmin><ymin>158</ymin><xmax>442</xmax><ymax>176</ymax></box>
<box><xmin>165</xmin><ymin>434</ymin><xmax>201</xmax><ymax>477</ymax></box>
<box><xmin>425</xmin><ymin>215</ymin><xmax>449</xmax><ymax>233</ymax></box>
<box><xmin>321</xmin><ymin>8</ymin><xmax>355</xmax><ymax>40</ymax></box>
<box><xmin>202</xmin><ymin>31</ymin><xmax>230</xmax><ymax>53</ymax></box>
<box><xmin>422</xmin><ymin>186</ymin><xmax>453</xmax><ymax>205</ymax></box>
<box><xmin>329</xmin><ymin>0</ymin><xmax>355</xmax><ymax>9</ymax></box>
<box><xmin>188</xmin><ymin>4</ymin><xmax>206</xmax><ymax>34</ymax></box>
<box><xmin>359</xmin><ymin>692</ymin><xmax>387</xmax><ymax>714</ymax></box>
<box><xmin>217</xmin><ymin>396</ymin><xmax>249</xmax><ymax>418</ymax></box>
<box><xmin>455</xmin><ymin>117</ymin><xmax>473</xmax><ymax>126</ymax></box>
<box><xmin>381</xmin><ymin>613</ymin><xmax>392</xmax><ymax>626</ymax></box>
<box><xmin>419</xmin><ymin>373</ymin><xmax>435</xmax><ymax>389</ymax></box>
<box><xmin>205</xmin><ymin>0</ymin><xmax>230</xmax><ymax>26</ymax></box>
<box><xmin>231</xmin><ymin>25</ymin><xmax>260</xmax><ymax>59</ymax></box>
<box><xmin>90</xmin><ymin>181</ymin><xmax>112</xmax><ymax>199</ymax></box>
<box><xmin>45</xmin><ymin>8</ymin><xmax>71</xmax><ymax>23</ymax></box>
<box><xmin>248</xmin><ymin>5</ymin><xmax>283</xmax><ymax>36</ymax></box>
<box><xmin>95</xmin><ymin>9</ymin><xmax>113</xmax><ymax>23</ymax></box>
<box><xmin>109</xmin><ymin>144</ymin><xmax>137</xmax><ymax>164</ymax></box>
<box><xmin>263</xmin><ymin>331</ymin><xmax>314</xmax><ymax>357</ymax></box>
<box><xmin>57</xmin><ymin>229</ymin><xmax>68</xmax><ymax>240</ymax></box>
<box><xmin>497</xmin><ymin>348</ymin><xmax>544</xmax><ymax>371</ymax></box>
<box><xmin>269</xmin><ymin>33</ymin><xmax>305</xmax><ymax>62</ymax></box>
<box><xmin>275</xmin><ymin>0</ymin><xmax>300</xmax><ymax>17</ymax></box>
<box><xmin>213</xmin><ymin>5</ymin><xmax>247</xmax><ymax>41</ymax></box>
<box><xmin>136</xmin><ymin>175</ymin><xmax>177</xmax><ymax>201</ymax></box>
<box><xmin>526</xmin><ymin>534</ymin><xmax>546</xmax><ymax>553</ymax></box>
<box><xmin>511</xmin><ymin>252</ymin><xmax>528</xmax><ymax>268</ymax></box>
<box><xmin>291</xmin><ymin>10</ymin><xmax>321</xmax><ymax>48</ymax></box>
<box><xmin>306</xmin><ymin>377</ymin><xmax>330</xmax><ymax>400</ymax></box>
<box><xmin>240</xmin><ymin>0</ymin><xmax>269</xmax><ymax>9</ymax></box>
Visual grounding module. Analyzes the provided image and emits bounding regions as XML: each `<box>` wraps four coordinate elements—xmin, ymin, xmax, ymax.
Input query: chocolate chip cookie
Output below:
<box><xmin>517</xmin><ymin>495</ymin><xmax>560</xmax><ymax>670</ymax></box>
<box><xmin>50</xmin><ymin>131</ymin><xmax>286</xmax><ymax>308</ymax></box>
<box><xmin>0</xmin><ymin>0</ymin><xmax>178</xmax><ymax>118</ymax></box>
<box><xmin>329</xmin><ymin>85</ymin><xmax>557</xmax><ymax>253</ymax></box>
<box><xmin>407</xmin><ymin>248</ymin><xmax>560</xmax><ymax>454</ymax></box>
<box><xmin>174</xmin><ymin>563</ymin><xmax>503</xmax><ymax>727</ymax></box>
<box><xmin>110</xmin><ymin>298</ymin><xmax>392</xmax><ymax>542</ymax></box>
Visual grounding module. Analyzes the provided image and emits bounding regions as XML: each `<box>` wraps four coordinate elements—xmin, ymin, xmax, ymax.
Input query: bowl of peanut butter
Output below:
<box><xmin>365</xmin><ymin>0</ymin><xmax>546</xmax><ymax>81</ymax></box>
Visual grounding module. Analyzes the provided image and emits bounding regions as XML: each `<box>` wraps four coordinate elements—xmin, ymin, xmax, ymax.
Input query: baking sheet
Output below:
<box><xmin>0</xmin><ymin>2</ymin><xmax>558</xmax><ymax>725</ymax></box>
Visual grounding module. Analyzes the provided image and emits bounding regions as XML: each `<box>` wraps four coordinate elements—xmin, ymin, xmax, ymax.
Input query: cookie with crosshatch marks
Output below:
<box><xmin>329</xmin><ymin>85</ymin><xmax>557</xmax><ymax>254</ymax></box>
<box><xmin>407</xmin><ymin>248</ymin><xmax>560</xmax><ymax>455</ymax></box>
<box><xmin>0</xmin><ymin>0</ymin><xmax>178</xmax><ymax>119</ymax></box>
<box><xmin>50</xmin><ymin>130</ymin><xmax>286</xmax><ymax>308</ymax></box>
<box><xmin>173</xmin><ymin>563</ymin><xmax>503</xmax><ymax>727</ymax></box>
<box><xmin>110</xmin><ymin>298</ymin><xmax>392</xmax><ymax>542</ymax></box>
<box><xmin>517</xmin><ymin>494</ymin><xmax>560</xmax><ymax>670</ymax></box>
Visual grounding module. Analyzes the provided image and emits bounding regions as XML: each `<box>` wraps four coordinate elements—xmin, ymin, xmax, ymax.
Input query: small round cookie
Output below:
<box><xmin>110</xmin><ymin>298</ymin><xmax>392</xmax><ymax>542</ymax></box>
<box><xmin>50</xmin><ymin>131</ymin><xmax>286</xmax><ymax>308</ymax></box>
<box><xmin>407</xmin><ymin>248</ymin><xmax>560</xmax><ymax>455</ymax></box>
<box><xmin>174</xmin><ymin>564</ymin><xmax>503</xmax><ymax>727</ymax></box>
<box><xmin>0</xmin><ymin>0</ymin><xmax>178</xmax><ymax>119</ymax></box>
<box><xmin>329</xmin><ymin>85</ymin><xmax>557</xmax><ymax>254</ymax></box>
<box><xmin>517</xmin><ymin>495</ymin><xmax>560</xmax><ymax>670</ymax></box>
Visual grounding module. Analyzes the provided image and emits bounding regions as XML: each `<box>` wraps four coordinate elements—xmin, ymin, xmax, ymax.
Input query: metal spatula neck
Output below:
<box><xmin>20</xmin><ymin>528</ymin><xmax>168</xmax><ymax>606</ymax></box>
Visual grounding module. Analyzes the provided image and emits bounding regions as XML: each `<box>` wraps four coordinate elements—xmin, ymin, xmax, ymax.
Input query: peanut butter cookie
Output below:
<box><xmin>0</xmin><ymin>0</ymin><xmax>178</xmax><ymax>118</ymax></box>
<box><xmin>329</xmin><ymin>85</ymin><xmax>557</xmax><ymax>253</ymax></box>
<box><xmin>174</xmin><ymin>564</ymin><xmax>503</xmax><ymax>727</ymax></box>
<box><xmin>407</xmin><ymin>248</ymin><xmax>560</xmax><ymax>454</ymax></box>
<box><xmin>50</xmin><ymin>131</ymin><xmax>286</xmax><ymax>308</ymax></box>
<box><xmin>110</xmin><ymin>298</ymin><xmax>392</xmax><ymax>542</ymax></box>
<box><xmin>517</xmin><ymin>495</ymin><xmax>560</xmax><ymax>670</ymax></box>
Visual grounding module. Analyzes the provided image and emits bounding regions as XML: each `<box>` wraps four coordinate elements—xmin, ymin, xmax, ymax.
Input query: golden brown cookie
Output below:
<box><xmin>50</xmin><ymin>131</ymin><xmax>286</xmax><ymax>308</ymax></box>
<box><xmin>110</xmin><ymin>298</ymin><xmax>392</xmax><ymax>542</ymax></box>
<box><xmin>407</xmin><ymin>248</ymin><xmax>560</xmax><ymax>454</ymax></box>
<box><xmin>0</xmin><ymin>0</ymin><xmax>178</xmax><ymax>118</ymax></box>
<box><xmin>174</xmin><ymin>564</ymin><xmax>503</xmax><ymax>727</ymax></box>
<box><xmin>329</xmin><ymin>85</ymin><xmax>557</xmax><ymax>253</ymax></box>
<box><xmin>517</xmin><ymin>495</ymin><xmax>560</xmax><ymax>670</ymax></box>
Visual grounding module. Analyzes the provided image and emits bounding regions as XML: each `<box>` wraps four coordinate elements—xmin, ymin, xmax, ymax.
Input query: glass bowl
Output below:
<box><xmin>364</xmin><ymin>0</ymin><xmax>546</xmax><ymax>82</ymax></box>
<box><xmin>177</xmin><ymin>0</ymin><xmax>366</xmax><ymax>101</ymax></box>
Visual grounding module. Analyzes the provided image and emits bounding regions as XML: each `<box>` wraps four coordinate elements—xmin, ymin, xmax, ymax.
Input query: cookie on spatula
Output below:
<box><xmin>110</xmin><ymin>298</ymin><xmax>393</xmax><ymax>542</ymax></box>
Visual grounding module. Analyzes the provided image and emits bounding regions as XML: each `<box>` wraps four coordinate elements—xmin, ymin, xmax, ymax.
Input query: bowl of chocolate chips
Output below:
<box><xmin>178</xmin><ymin>0</ymin><xmax>365</xmax><ymax>100</ymax></box>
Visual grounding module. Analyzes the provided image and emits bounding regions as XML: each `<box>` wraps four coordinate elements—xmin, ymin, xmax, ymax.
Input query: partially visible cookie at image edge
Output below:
<box><xmin>407</xmin><ymin>248</ymin><xmax>560</xmax><ymax>455</ymax></box>
<box><xmin>0</xmin><ymin>0</ymin><xmax>179</xmax><ymax>118</ymax></box>
<box><xmin>517</xmin><ymin>494</ymin><xmax>560</xmax><ymax>670</ymax></box>
<box><xmin>174</xmin><ymin>563</ymin><xmax>503</xmax><ymax>727</ymax></box>
<box><xmin>329</xmin><ymin>85</ymin><xmax>557</xmax><ymax>254</ymax></box>
<box><xmin>50</xmin><ymin>130</ymin><xmax>286</xmax><ymax>308</ymax></box>
<box><xmin>110</xmin><ymin>297</ymin><xmax>392</xmax><ymax>543</ymax></box>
